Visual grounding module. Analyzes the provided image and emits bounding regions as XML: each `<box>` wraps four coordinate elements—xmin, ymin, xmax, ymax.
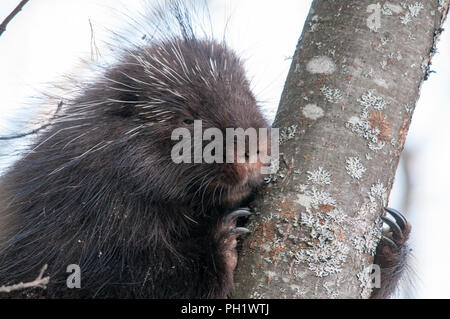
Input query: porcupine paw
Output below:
<box><xmin>214</xmin><ymin>208</ymin><xmax>251</xmax><ymax>296</ymax></box>
<box><xmin>376</xmin><ymin>207</ymin><xmax>411</xmax><ymax>264</ymax></box>
<box><xmin>372</xmin><ymin>207</ymin><xmax>412</xmax><ymax>298</ymax></box>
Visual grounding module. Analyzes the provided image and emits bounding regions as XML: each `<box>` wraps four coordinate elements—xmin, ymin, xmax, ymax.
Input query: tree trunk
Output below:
<box><xmin>233</xmin><ymin>0</ymin><xmax>449</xmax><ymax>299</ymax></box>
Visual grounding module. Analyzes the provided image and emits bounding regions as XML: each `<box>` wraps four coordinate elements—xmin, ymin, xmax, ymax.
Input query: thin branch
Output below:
<box><xmin>0</xmin><ymin>101</ymin><xmax>63</xmax><ymax>140</ymax></box>
<box><xmin>88</xmin><ymin>19</ymin><xmax>100</xmax><ymax>61</ymax></box>
<box><xmin>0</xmin><ymin>0</ymin><xmax>30</xmax><ymax>37</ymax></box>
<box><xmin>0</xmin><ymin>264</ymin><xmax>49</xmax><ymax>293</ymax></box>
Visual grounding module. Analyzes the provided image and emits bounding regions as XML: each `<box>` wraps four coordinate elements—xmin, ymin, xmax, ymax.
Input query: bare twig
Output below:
<box><xmin>88</xmin><ymin>19</ymin><xmax>100</xmax><ymax>61</ymax></box>
<box><xmin>0</xmin><ymin>264</ymin><xmax>49</xmax><ymax>293</ymax></box>
<box><xmin>0</xmin><ymin>0</ymin><xmax>30</xmax><ymax>37</ymax></box>
<box><xmin>0</xmin><ymin>101</ymin><xmax>63</xmax><ymax>140</ymax></box>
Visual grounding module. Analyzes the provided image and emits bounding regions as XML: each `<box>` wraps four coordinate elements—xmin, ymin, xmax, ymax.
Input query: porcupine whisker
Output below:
<box><xmin>117</xmin><ymin>71</ymin><xmax>153</xmax><ymax>87</ymax></box>
<box><xmin>102</xmin><ymin>75</ymin><xmax>142</xmax><ymax>90</ymax></box>
<box><xmin>49</xmin><ymin>141</ymin><xmax>113</xmax><ymax>176</ymax></box>
<box><xmin>124</xmin><ymin>125</ymin><xmax>144</xmax><ymax>136</ymax></box>
<box><xmin>191</xmin><ymin>170</ymin><xmax>214</xmax><ymax>201</ymax></box>
<box><xmin>62</xmin><ymin>127</ymin><xmax>99</xmax><ymax>150</ymax></box>
<box><xmin>27</xmin><ymin>124</ymin><xmax>91</xmax><ymax>154</ymax></box>
<box><xmin>200</xmin><ymin>177</ymin><xmax>215</xmax><ymax>215</ymax></box>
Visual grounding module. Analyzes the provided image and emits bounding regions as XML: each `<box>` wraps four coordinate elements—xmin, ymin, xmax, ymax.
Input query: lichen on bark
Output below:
<box><xmin>233</xmin><ymin>0</ymin><xmax>449</xmax><ymax>299</ymax></box>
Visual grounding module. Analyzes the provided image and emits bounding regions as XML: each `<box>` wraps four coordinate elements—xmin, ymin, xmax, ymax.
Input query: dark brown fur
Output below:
<box><xmin>0</xmin><ymin>3</ymin><xmax>268</xmax><ymax>298</ymax></box>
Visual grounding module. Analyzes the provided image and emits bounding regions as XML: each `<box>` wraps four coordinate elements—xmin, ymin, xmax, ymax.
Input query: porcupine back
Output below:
<box><xmin>0</xmin><ymin>1</ymin><xmax>268</xmax><ymax>298</ymax></box>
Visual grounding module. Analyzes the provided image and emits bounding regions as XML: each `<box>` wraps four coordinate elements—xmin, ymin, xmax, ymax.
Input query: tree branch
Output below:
<box><xmin>0</xmin><ymin>101</ymin><xmax>63</xmax><ymax>140</ymax></box>
<box><xmin>0</xmin><ymin>264</ymin><xmax>49</xmax><ymax>293</ymax></box>
<box><xmin>0</xmin><ymin>0</ymin><xmax>30</xmax><ymax>37</ymax></box>
<box><xmin>233</xmin><ymin>0</ymin><xmax>449</xmax><ymax>299</ymax></box>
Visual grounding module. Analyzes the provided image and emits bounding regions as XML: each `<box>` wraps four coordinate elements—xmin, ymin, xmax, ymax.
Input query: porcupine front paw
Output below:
<box><xmin>213</xmin><ymin>207</ymin><xmax>251</xmax><ymax>298</ymax></box>
<box><xmin>371</xmin><ymin>207</ymin><xmax>412</xmax><ymax>299</ymax></box>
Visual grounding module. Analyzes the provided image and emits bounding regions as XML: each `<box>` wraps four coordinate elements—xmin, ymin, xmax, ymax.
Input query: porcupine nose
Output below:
<box><xmin>240</xmin><ymin>128</ymin><xmax>270</xmax><ymax>185</ymax></box>
<box><xmin>247</xmin><ymin>133</ymin><xmax>270</xmax><ymax>183</ymax></box>
<box><xmin>221</xmin><ymin>126</ymin><xmax>271</xmax><ymax>187</ymax></box>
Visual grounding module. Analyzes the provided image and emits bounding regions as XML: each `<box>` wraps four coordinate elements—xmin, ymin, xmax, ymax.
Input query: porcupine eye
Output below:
<box><xmin>183</xmin><ymin>119</ymin><xmax>194</xmax><ymax>124</ymax></box>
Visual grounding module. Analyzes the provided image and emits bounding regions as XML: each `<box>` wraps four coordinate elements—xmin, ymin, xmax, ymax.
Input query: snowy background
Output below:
<box><xmin>0</xmin><ymin>0</ymin><xmax>449</xmax><ymax>298</ymax></box>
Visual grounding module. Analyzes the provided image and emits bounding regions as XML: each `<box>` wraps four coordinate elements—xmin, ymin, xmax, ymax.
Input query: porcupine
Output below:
<box><xmin>0</xmin><ymin>1</ymin><xmax>269</xmax><ymax>298</ymax></box>
<box><xmin>0</xmin><ymin>1</ymin><xmax>410</xmax><ymax>298</ymax></box>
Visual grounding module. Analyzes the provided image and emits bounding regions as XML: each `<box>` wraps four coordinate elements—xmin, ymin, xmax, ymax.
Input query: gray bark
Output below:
<box><xmin>233</xmin><ymin>0</ymin><xmax>449</xmax><ymax>299</ymax></box>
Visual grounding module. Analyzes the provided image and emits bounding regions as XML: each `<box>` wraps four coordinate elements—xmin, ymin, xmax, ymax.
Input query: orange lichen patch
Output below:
<box><xmin>335</xmin><ymin>229</ymin><xmax>346</xmax><ymax>242</ymax></box>
<box><xmin>267</xmin><ymin>242</ymin><xmax>287</xmax><ymax>260</ymax></box>
<box><xmin>367</xmin><ymin>110</ymin><xmax>392</xmax><ymax>141</ymax></box>
<box><xmin>248</xmin><ymin>219</ymin><xmax>276</xmax><ymax>250</ymax></box>
<box><xmin>317</xmin><ymin>75</ymin><xmax>325</xmax><ymax>90</ymax></box>
<box><xmin>311</xmin><ymin>203</ymin><xmax>336</xmax><ymax>214</ymax></box>
<box><xmin>258</xmin><ymin>186</ymin><xmax>269</xmax><ymax>196</ymax></box>
<box><xmin>260</xmin><ymin>220</ymin><xmax>276</xmax><ymax>240</ymax></box>
<box><xmin>299</xmin><ymin>115</ymin><xmax>311</xmax><ymax>127</ymax></box>
<box><xmin>279</xmin><ymin>201</ymin><xmax>297</xmax><ymax>220</ymax></box>
<box><xmin>398</xmin><ymin>117</ymin><xmax>411</xmax><ymax>149</ymax></box>
<box><xmin>319</xmin><ymin>203</ymin><xmax>335</xmax><ymax>213</ymax></box>
<box><xmin>247</xmin><ymin>218</ymin><xmax>289</xmax><ymax>268</ymax></box>
<box><xmin>304</xmin><ymin>153</ymin><xmax>311</xmax><ymax>160</ymax></box>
